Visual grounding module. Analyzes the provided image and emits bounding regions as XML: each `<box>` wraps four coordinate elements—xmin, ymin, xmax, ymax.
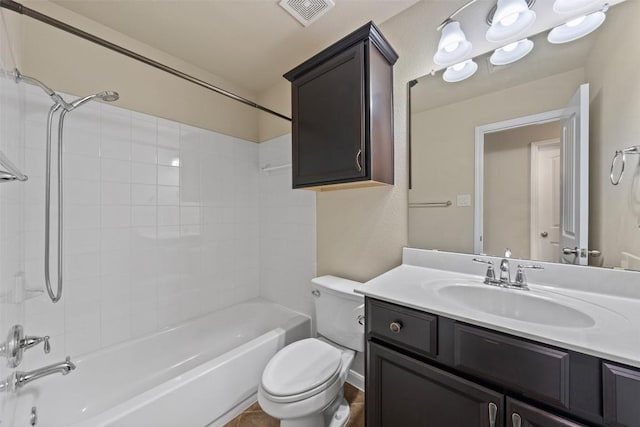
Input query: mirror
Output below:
<box><xmin>409</xmin><ymin>0</ymin><xmax>640</xmax><ymax>270</ymax></box>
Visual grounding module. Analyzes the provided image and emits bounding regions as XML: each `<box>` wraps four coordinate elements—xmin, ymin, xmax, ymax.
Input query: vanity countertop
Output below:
<box><xmin>356</xmin><ymin>249</ymin><xmax>640</xmax><ymax>369</ymax></box>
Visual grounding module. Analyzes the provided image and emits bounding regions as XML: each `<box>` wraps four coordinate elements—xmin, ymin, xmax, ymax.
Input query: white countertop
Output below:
<box><xmin>356</xmin><ymin>249</ymin><xmax>640</xmax><ymax>368</ymax></box>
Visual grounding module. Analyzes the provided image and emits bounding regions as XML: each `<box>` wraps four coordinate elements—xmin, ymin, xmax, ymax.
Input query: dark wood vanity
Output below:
<box><xmin>284</xmin><ymin>22</ymin><xmax>397</xmax><ymax>191</ymax></box>
<box><xmin>365</xmin><ymin>297</ymin><xmax>640</xmax><ymax>427</ymax></box>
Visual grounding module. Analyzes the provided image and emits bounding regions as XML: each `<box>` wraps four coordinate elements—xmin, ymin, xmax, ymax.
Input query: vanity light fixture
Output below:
<box><xmin>490</xmin><ymin>38</ymin><xmax>534</xmax><ymax>65</ymax></box>
<box><xmin>547</xmin><ymin>8</ymin><xmax>606</xmax><ymax>44</ymax></box>
<box><xmin>443</xmin><ymin>59</ymin><xmax>478</xmax><ymax>83</ymax></box>
<box><xmin>553</xmin><ymin>0</ymin><xmax>601</xmax><ymax>14</ymax></box>
<box><xmin>486</xmin><ymin>0</ymin><xmax>537</xmax><ymax>43</ymax></box>
<box><xmin>433</xmin><ymin>20</ymin><xmax>473</xmax><ymax>67</ymax></box>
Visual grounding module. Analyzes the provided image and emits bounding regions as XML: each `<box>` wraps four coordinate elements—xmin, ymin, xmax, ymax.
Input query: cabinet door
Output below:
<box><xmin>506</xmin><ymin>398</ymin><xmax>585</xmax><ymax>427</ymax></box>
<box><xmin>367</xmin><ymin>342</ymin><xmax>504</xmax><ymax>427</ymax></box>
<box><xmin>292</xmin><ymin>43</ymin><xmax>366</xmax><ymax>187</ymax></box>
<box><xmin>603</xmin><ymin>362</ymin><xmax>640</xmax><ymax>427</ymax></box>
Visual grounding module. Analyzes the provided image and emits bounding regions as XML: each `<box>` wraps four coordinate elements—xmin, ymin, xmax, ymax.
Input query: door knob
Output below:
<box><xmin>562</xmin><ymin>247</ymin><xmax>579</xmax><ymax>255</ymax></box>
<box><xmin>540</xmin><ymin>231</ymin><xmax>548</xmax><ymax>238</ymax></box>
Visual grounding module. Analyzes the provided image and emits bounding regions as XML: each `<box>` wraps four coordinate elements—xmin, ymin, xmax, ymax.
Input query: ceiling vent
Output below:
<box><xmin>279</xmin><ymin>0</ymin><xmax>335</xmax><ymax>27</ymax></box>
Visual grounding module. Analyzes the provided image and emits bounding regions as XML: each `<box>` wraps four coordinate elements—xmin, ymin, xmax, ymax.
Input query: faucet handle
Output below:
<box><xmin>473</xmin><ymin>258</ymin><xmax>496</xmax><ymax>283</ymax></box>
<box><xmin>472</xmin><ymin>258</ymin><xmax>493</xmax><ymax>265</ymax></box>
<box><xmin>515</xmin><ymin>264</ymin><xmax>544</xmax><ymax>286</ymax></box>
<box><xmin>21</xmin><ymin>335</ymin><xmax>51</xmax><ymax>354</ymax></box>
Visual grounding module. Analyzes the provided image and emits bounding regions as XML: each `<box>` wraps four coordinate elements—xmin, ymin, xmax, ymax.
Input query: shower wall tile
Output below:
<box><xmin>19</xmin><ymin>90</ymin><xmax>263</xmax><ymax>363</ymax></box>
<box><xmin>259</xmin><ymin>135</ymin><xmax>317</xmax><ymax>323</ymax></box>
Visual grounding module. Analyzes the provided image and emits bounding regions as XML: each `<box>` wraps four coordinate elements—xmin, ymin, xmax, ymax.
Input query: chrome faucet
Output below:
<box><xmin>0</xmin><ymin>356</ymin><xmax>75</xmax><ymax>393</ymax></box>
<box><xmin>473</xmin><ymin>250</ymin><xmax>543</xmax><ymax>291</ymax></box>
<box><xmin>499</xmin><ymin>259</ymin><xmax>512</xmax><ymax>283</ymax></box>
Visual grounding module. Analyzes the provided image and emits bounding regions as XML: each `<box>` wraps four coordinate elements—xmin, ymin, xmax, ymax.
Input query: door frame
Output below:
<box><xmin>474</xmin><ymin>109</ymin><xmax>564</xmax><ymax>254</ymax></box>
<box><xmin>530</xmin><ymin>138</ymin><xmax>561</xmax><ymax>260</ymax></box>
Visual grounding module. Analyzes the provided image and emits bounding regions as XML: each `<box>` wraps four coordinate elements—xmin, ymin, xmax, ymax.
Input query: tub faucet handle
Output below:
<box><xmin>21</xmin><ymin>335</ymin><xmax>50</xmax><ymax>354</ymax></box>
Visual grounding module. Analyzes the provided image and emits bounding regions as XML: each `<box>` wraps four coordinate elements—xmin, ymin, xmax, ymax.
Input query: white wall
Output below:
<box><xmin>259</xmin><ymin>135</ymin><xmax>316</xmax><ymax>321</ymax></box>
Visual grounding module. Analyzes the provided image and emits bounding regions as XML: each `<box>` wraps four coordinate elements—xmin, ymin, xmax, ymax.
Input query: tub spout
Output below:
<box><xmin>0</xmin><ymin>356</ymin><xmax>76</xmax><ymax>393</ymax></box>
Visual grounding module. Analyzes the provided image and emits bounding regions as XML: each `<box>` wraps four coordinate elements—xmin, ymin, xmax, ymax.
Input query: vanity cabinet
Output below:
<box><xmin>366</xmin><ymin>298</ymin><xmax>640</xmax><ymax>427</ymax></box>
<box><xmin>368</xmin><ymin>341</ymin><xmax>504</xmax><ymax>426</ymax></box>
<box><xmin>283</xmin><ymin>22</ymin><xmax>397</xmax><ymax>191</ymax></box>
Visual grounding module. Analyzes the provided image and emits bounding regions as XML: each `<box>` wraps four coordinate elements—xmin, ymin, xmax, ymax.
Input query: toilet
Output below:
<box><xmin>258</xmin><ymin>276</ymin><xmax>364</xmax><ymax>427</ymax></box>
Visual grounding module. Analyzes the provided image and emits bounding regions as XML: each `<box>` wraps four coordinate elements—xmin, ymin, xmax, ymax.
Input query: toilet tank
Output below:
<box><xmin>311</xmin><ymin>276</ymin><xmax>364</xmax><ymax>353</ymax></box>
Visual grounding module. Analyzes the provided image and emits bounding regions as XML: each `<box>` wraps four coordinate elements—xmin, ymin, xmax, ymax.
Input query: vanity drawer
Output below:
<box><xmin>603</xmin><ymin>362</ymin><xmax>640</xmax><ymax>427</ymax></box>
<box><xmin>454</xmin><ymin>324</ymin><xmax>570</xmax><ymax>408</ymax></box>
<box><xmin>367</xmin><ymin>298</ymin><xmax>437</xmax><ymax>358</ymax></box>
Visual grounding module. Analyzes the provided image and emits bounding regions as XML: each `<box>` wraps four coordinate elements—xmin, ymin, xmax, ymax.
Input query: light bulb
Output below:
<box><xmin>502</xmin><ymin>41</ymin><xmax>519</xmax><ymax>52</ymax></box>
<box><xmin>566</xmin><ymin>15</ymin><xmax>586</xmax><ymax>27</ymax></box>
<box><xmin>500</xmin><ymin>12</ymin><xmax>520</xmax><ymax>27</ymax></box>
<box><xmin>444</xmin><ymin>41</ymin><xmax>460</xmax><ymax>53</ymax></box>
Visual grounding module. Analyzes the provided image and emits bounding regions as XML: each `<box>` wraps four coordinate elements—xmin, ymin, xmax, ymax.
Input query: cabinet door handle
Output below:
<box><xmin>511</xmin><ymin>412</ymin><xmax>522</xmax><ymax>427</ymax></box>
<box><xmin>389</xmin><ymin>321</ymin><xmax>402</xmax><ymax>333</ymax></box>
<box><xmin>488</xmin><ymin>402</ymin><xmax>497</xmax><ymax>427</ymax></box>
<box><xmin>355</xmin><ymin>149</ymin><xmax>362</xmax><ymax>172</ymax></box>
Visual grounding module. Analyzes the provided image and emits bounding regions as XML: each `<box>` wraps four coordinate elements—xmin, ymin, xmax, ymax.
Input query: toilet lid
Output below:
<box><xmin>261</xmin><ymin>338</ymin><xmax>342</xmax><ymax>398</ymax></box>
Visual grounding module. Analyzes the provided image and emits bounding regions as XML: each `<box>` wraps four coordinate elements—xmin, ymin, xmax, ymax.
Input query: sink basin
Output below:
<box><xmin>437</xmin><ymin>284</ymin><xmax>595</xmax><ymax>328</ymax></box>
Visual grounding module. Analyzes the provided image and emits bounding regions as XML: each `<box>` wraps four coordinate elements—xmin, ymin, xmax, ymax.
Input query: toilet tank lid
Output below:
<box><xmin>311</xmin><ymin>275</ymin><xmax>363</xmax><ymax>298</ymax></box>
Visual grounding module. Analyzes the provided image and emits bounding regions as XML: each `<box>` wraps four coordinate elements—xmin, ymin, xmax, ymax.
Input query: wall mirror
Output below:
<box><xmin>409</xmin><ymin>0</ymin><xmax>640</xmax><ymax>270</ymax></box>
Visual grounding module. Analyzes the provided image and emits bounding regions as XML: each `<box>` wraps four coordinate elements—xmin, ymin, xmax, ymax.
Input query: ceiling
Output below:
<box><xmin>51</xmin><ymin>0</ymin><xmax>420</xmax><ymax>93</ymax></box>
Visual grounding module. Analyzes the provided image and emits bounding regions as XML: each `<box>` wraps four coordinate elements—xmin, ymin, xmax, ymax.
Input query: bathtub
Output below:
<box><xmin>13</xmin><ymin>299</ymin><xmax>310</xmax><ymax>426</ymax></box>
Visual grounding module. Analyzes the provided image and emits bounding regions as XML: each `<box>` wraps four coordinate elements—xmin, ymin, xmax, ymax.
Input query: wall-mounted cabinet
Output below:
<box><xmin>284</xmin><ymin>22</ymin><xmax>398</xmax><ymax>191</ymax></box>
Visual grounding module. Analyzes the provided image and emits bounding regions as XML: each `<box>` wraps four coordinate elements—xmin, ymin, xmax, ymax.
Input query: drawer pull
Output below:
<box><xmin>389</xmin><ymin>321</ymin><xmax>402</xmax><ymax>333</ymax></box>
<box><xmin>511</xmin><ymin>412</ymin><xmax>522</xmax><ymax>427</ymax></box>
<box><xmin>488</xmin><ymin>402</ymin><xmax>497</xmax><ymax>427</ymax></box>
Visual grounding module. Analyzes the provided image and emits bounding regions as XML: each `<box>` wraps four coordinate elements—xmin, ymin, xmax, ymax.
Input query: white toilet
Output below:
<box><xmin>258</xmin><ymin>276</ymin><xmax>364</xmax><ymax>427</ymax></box>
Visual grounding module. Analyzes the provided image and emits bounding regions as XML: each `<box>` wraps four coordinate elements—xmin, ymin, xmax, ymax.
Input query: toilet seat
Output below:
<box><xmin>261</xmin><ymin>338</ymin><xmax>343</xmax><ymax>403</ymax></box>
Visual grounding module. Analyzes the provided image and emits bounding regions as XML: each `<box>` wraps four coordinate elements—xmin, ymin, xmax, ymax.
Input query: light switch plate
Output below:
<box><xmin>457</xmin><ymin>194</ymin><xmax>471</xmax><ymax>207</ymax></box>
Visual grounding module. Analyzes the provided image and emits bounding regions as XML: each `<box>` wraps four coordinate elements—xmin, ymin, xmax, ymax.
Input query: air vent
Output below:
<box><xmin>279</xmin><ymin>0</ymin><xmax>335</xmax><ymax>27</ymax></box>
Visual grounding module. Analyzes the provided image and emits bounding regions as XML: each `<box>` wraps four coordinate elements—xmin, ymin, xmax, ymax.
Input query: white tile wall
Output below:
<box><xmin>0</xmin><ymin>14</ymin><xmax>26</xmax><ymax>425</ymax></box>
<box><xmin>19</xmin><ymin>85</ymin><xmax>264</xmax><ymax>366</ymax></box>
<box><xmin>259</xmin><ymin>135</ymin><xmax>316</xmax><ymax>322</ymax></box>
<box><xmin>1</xmin><ymin>77</ymin><xmax>316</xmax><ymax>400</ymax></box>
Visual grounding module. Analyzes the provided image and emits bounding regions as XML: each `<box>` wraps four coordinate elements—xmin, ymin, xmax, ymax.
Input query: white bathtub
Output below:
<box><xmin>13</xmin><ymin>299</ymin><xmax>310</xmax><ymax>426</ymax></box>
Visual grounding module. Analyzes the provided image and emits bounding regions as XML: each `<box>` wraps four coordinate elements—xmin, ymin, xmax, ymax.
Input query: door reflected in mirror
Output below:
<box><xmin>409</xmin><ymin>0</ymin><xmax>640</xmax><ymax>270</ymax></box>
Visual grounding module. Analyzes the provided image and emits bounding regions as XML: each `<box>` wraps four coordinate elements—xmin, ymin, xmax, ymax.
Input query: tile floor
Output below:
<box><xmin>224</xmin><ymin>383</ymin><xmax>364</xmax><ymax>427</ymax></box>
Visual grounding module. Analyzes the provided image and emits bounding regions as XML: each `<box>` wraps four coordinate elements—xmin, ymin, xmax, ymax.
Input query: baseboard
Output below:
<box><xmin>347</xmin><ymin>369</ymin><xmax>364</xmax><ymax>391</ymax></box>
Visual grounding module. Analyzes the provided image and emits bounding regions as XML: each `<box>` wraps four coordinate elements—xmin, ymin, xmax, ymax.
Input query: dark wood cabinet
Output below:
<box><xmin>368</xmin><ymin>341</ymin><xmax>504</xmax><ymax>427</ymax></box>
<box><xmin>365</xmin><ymin>297</ymin><xmax>622</xmax><ymax>427</ymax></box>
<box><xmin>454</xmin><ymin>324</ymin><xmax>571</xmax><ymax>408</ymax></box>
<box><xmin>603</xmin><ymin>363</ymin><xmax>640</xmax><ymax>427</ymax></box>
<box><xmin>506</xmin><ymin>398</ymin><xmax>586</xmax><ymax>427</ymax></box>
<box><xmin>284</xmin><ymin>22</ymin><xmax>397</xmax><ymax>191</ymax></box>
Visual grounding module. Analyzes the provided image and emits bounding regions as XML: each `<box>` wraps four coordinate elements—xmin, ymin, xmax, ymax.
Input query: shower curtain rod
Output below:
<box><xmin>0</xmin><ymin>0</ymin><xmax>292</xmax><ymax>122</ymax></box>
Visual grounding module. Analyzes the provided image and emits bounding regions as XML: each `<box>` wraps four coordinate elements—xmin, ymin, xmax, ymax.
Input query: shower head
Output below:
<box><xmin>67</xmin><ymin>90</ymin><xmax>120</xmax><ymax>110</ymax></box>
<box><xmin>99</xmin><ymin>91</ymin><xmax>120</xmax><ymax>102</ymax></box>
